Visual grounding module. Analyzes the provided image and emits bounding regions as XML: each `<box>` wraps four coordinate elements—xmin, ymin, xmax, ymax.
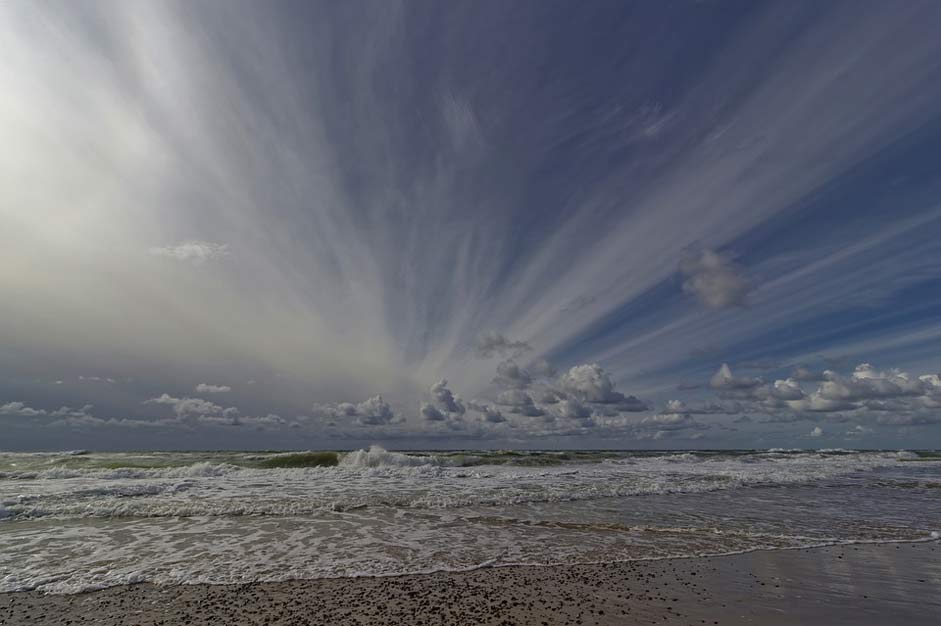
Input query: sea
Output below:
<box><xmin>1</xmin><ymin>447</ymin><xmax>938</xmax><ymax>594</ymax></box>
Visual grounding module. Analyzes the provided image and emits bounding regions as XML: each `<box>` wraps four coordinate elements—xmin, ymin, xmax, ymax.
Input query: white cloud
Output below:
<box><xmin>313</xmin><ymin>395</ymin><xmax>398</xmax><ymax>426</ymax></box>
<box><xmin>558</xmin><ymin>364</ymin><xmax>627</xmax><ymax>404</ymax></box>
<box><xmin>809</xmin><ymin>426</ymin><xmax>823</xmax><ymax>438</ymax></box>
<box><xmin>661</xmin><ymin>399</ymin><xmax>738</xmax><ymax>415</ymax></box>
<box><xmin>149</xmin><ymin>241</ymin><xmax>229</xmax><ymax>263</ymax></box>
<box><xmin>195</xmin><ymin>383</ymin><xmax>232</xmax><ymax>394</ymax></box>
<box><xmin>845</xmin><ymin>424</ymin><xmax>873</xmax><ymax>438</ymax></box>
<box><xmin>701</xmin><ymin>361</ymin><xmax>941</xmax><ymax>429</ymax></box>
<box><xmin>643</xmin><ymin>413</ymin><xmax>699</xmax><ymax>430</ymax></box>
<box><xmin>50</xmin><ymin>404</ymin><xmax>95</xmax><ymax>419</ymax></box>
<box><xmin>876</xmin><ymin>413</ymin><xmax>941</xmax><ymax>426</ymax></box>
<box><xmin>430</xmin><ymin>379</ymin><xmax>465</xmax><ymax>415</ymax></box>
<box><xmin>0</xmin><ymin>401</ymin><xmax>47</xmax><ymax>417</ymax></box>
<box><xmin>145</xmin><ymin>394</ymin><xmax>226</xmax><ymax>419</ymax></box>
<box><xmin>710</xmin><ymin>363</ymin><xmax>762</xmax><ymax>392</ymax></box>
<box><xmin>466</xmin><ymin>400</ymin><xmax>506</xmax><ymax>424</ymax></box>
<box><xmin>78</xmin><ymin>376</ymin><xmax>116</xmax><ymax>384</ymax></box>
<box><xmin>553</xmin><ymin>398</ymin><xmax>592</xmax><ymax>420</ymax></box>
<box><xmin>1</xmin><ymin>402</ymin><xmax>100</xmax><ymax>423</ymax></box>
<box><xmin>679</xmin><ymin>249</ymin><xmax>749</xmax><ymax>309</ymax></box>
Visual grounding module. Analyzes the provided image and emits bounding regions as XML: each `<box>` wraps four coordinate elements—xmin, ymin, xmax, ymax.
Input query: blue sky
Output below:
<box><xmin>3</xmin><ymin>1</ymin><xmax>941</xmax><ymax>450</ymax></box>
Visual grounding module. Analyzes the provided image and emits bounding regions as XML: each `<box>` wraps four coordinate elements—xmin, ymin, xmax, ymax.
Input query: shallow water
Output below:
<box><xmin>0</xmin><ymin>447</ymin><xmax>938</xmax><ymax>593</ymax></box>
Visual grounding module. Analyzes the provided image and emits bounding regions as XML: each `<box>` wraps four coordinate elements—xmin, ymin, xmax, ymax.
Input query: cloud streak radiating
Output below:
<box><xmin>3</xmin><ymin>1</ymin><xmax>941</xmax><ymax>449</ymax></box>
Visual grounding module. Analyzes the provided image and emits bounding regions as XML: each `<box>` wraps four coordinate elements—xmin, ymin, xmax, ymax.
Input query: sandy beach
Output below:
<box><xmin>2</xmin><ymin>542</ymin><xmax>938</xmax><ymax>626</ymax></box>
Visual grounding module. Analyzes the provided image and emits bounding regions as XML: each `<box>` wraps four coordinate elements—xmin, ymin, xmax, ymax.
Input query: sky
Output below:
<box><xmin>3</xmin><ymin>0</ymin><xmax>941</xmax><ymax>451</ymax></box>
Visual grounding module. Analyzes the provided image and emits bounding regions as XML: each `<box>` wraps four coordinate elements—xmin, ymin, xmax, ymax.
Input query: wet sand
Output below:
<box><xmin>2</xmin><ymin>542</ymin><xmax>938</xmax><ymax>625</ymax></box>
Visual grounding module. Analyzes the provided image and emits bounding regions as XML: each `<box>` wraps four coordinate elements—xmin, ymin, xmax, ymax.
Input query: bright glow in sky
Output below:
<box><xmin>3</xmin><ymin>1</ymin><xmax>941</xmax><ymax>450</ymax></box>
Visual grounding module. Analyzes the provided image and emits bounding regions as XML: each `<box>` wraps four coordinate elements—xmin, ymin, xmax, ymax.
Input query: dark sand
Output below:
<box><xmin>2</xmin><ymin>542</ymin><xmax>938</xmax><ymax>625</ymax></box>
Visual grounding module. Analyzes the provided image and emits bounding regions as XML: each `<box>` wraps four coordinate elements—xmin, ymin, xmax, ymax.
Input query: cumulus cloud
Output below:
<box><xmin>421</xmin><ymin>402</ymin><xmax>447</xmax><ymax>422</ymax></box>
<box><xmin>466</xmin><ymin>400</ymin><xmax>507</xmax><ymax>424</ymax></box>
<box><xmin>809</xmin><ymin>426</ymin><xmax>823</xmax><ymax>438</ymax></box>
<box><xmin>481</xmin><ymin>361</ymin><xmax>650</xmax><ymax>430</ymax></box>
<box><xmin>876</xmin><ymin>413</ymin><xmax>941</xmax><ymax>426</ymax></box>
<box><xmin>493</xmin><ymin>360</ymin><xmax>532</xmax><ymax>389</ymax></box>
<box><xmin>142</xmin><ymin>394</ymin><xmax>281</xmax><ymax>427</ymax></box>
<box><xmin>496</xmin><ymin>389</ymin><xmax>545</xmax><ymax>417</ymax></box>
<box><xmin>0</xmin><ymin>401</ymin><xmax>48</xmax><ymax>417</ymax></box>
<box><xmin>845</xmin><ymin>424</ymin><xmax>873</xmax><ymax>437</ymax></box>
<box><xmin>146</xmin><ymin>394</ymin><xmax>225</xmax><ymax>418</ymax></box>
<box><xmin>1</xmin><ymin>402</ymin><xmax>102</xmax><ymax>426</ymax></box>
<box><xmin>559</xmin><ymin>364</ymin><xmax>629</xmax><ymax>404</ymax></box>
<box><xmin>642</xmin><ymin>413</ymin><xmax>700</xmax><ymax>430</ymax></box>
<box><xmin>816</xmin><ymin>365</ymin><xmax>925</xmax><ymax>402</ymax></box>
<box><xmin>710</xmin><ymin>363</ymin><xmax>762</xmax><ymax>392</ymax></box>
<box><xmin>492</xmin><ymin>362</ymin><xmax>650</xmax><ymax>426</ymax></box>
<box><xmin>532</xmin><ymin>388</ymin><xmax>563</xmax><ymax>405</ymax></box>
<box><xmin>78</xmin><ymin>376</ymin><xmax>116</xmax><ymax>384</ymax></box>
<box><xmin>679</xmin><ymin>249</ymin><xmax>749</xmax><ymax>309</ymax></box>
<box><xmin>149</xmin><ymin>241</ymin><xmax>229</xmax><ymax>263</ymax></box>
<box><xmin>474</xmin><ymin>331</ymin><xmax>531</xmax><ymax>359</ymax></box>
<box><xmin>313</xmin><ymin>395</ymin><xmax>398</xmax><ymax>426</ymax></box>
<box><xmin>430</xmin><ymin>379</ymin><xmax>465</xmax><ymax>415</ymax></box>
<box><xmin>630</xmin><ymin>410</ymin><xmax>711</xmax><ymax>441</ymax></box>
<box><xmin>195</xmin><ymin>383</ymin><xmax>232</xmax><ymax>393</ymax></box>
<box><xmin>661</xmin><ymin>399</ymin><xmax>738</xmax><ymax>415</ymax></box>
<box><xmin>701</xmin><ymin>361</ymin><xmax>941</xmax><ymax>428</ymax></box>
<box><xmin>49</xmin><ymin>404</ymin><xmax>95</xmax><ymax>419</ymax></box>
<box><xmin>553</xmin><ymin>398</ymin><xmax>592</xmax><ymax>420</ymax></box>
<box><xmin>417</xmin><ymin>379</ymin><xmax>470</xmax><ymax>427</ymax></box>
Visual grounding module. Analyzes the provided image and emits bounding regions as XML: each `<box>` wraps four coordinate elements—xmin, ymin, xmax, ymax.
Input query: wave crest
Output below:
<box><xmin>339</xmin><ymin>446</ymin><xmax>451</xmax><ymax>468</ymax></box>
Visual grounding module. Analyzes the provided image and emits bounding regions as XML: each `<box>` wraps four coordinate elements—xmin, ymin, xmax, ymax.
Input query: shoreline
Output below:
<box><xmin>3</xmin><ymin>541</ymin><xmax>938</xmax><ymax>625</ymax></box>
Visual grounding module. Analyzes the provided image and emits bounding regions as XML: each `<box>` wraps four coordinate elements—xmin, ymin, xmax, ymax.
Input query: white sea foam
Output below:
<box><xmin>339</xmin><ymin>445</ymin><xmax>450</xmax><ymax>468</ymax></box>
<box><xmin>0</xmin><ymin>449</ymin><xmax>927</xmax><ymax>521</ymax></box>
<box><xmin>1</xmin><ymin>448</ymin><xmax>938</xmax><ymax>593</ymax></box>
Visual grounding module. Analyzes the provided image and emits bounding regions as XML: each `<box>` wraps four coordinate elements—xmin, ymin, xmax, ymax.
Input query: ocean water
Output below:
<box><xmin>0</xmin><ymin>447</ymin><xmax>938</xmax><ymax>594</ymax></box>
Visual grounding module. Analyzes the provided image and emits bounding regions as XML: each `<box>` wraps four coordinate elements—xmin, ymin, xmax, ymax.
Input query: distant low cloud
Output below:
<box><xmin>419</xmin><ymin>379</ymin><xmax>469</xmax><ymax>427</ymax></box>
<box><xmin>146</xmin><ymin>394</ymin><xmax>225</xmax><ymax>418</ymax></box>
<box><xmin>466</xmin><ymin>400</ymin><xmax>506</xmax><ymax>424</ymax></box>
<box><xmin>701</xmin><ymin>361</ymin><xmax>941</xmax><ymax>428</ymax></box>
<box><xmin>430</xmin><ymin>379</ymin><xmax>465</xmax><ymax>415</ymax></box>
<box><xmin>558</xmin><ymin>363</ymin><xmax>642</xmax><ymax>408</ymax></box>
<box><xmin>0</xmin><ymin>401</ymin><xmax>48</xmax><ymax>417</ymax></box>
<box><xmin>553</xmin><ymin>398</ymin><xmax>592</xmax><ymax>420</ymax></box>
<box><xmin>313</xmin><ymin>395</ymin><xmax>398</xmax><ymax>426</ymax></box>
<box><xmin>679</xmin><ymin>249</ymin><xmax>749</xmax><ymax>309</ymax></box>
<box><xmin>483</xmin><ymin>361</ymin><xmax>649</xmax><ymax>429</ymax></box>
<box><xmin>78</xmin><ymin>376</ymin><xmax>116</xmax><ymax>384</ymax></box>
<box><xmin>420</xmin><ymin>403</ymin><xmax>447</xmax><ymax>422</ymax></box>
<box><xmin>474</xmin><ymin>331</ymin><xmax>531</xmax><ymax>359</ymax></box>
<box><xmin>150</xmin><ymin>241</ymin><xmax>229</xmax><ymax>263</ymax></box>
<box><xmin>195</xmin><ymin>383</ymin><xmax>232</xmax><ymax>394</ymax></box>
<box><xmin>845</xmin><ymin>424</ymin><xmax>873</xmax><ymax>437</ymax></box>
<box><xmin>660</xmin><ymin>399</ymin><xmax>738</xmax><ymax>415</ymax></box>
<box><xmin>1</xmin><ymin>402</ymin><xmax>96</xmax><ymax>420</ymax></box>
<box><xmin>710</xmin><ymin>363</ymin><xmax>762</xmax><ymax>393</ymax></box>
